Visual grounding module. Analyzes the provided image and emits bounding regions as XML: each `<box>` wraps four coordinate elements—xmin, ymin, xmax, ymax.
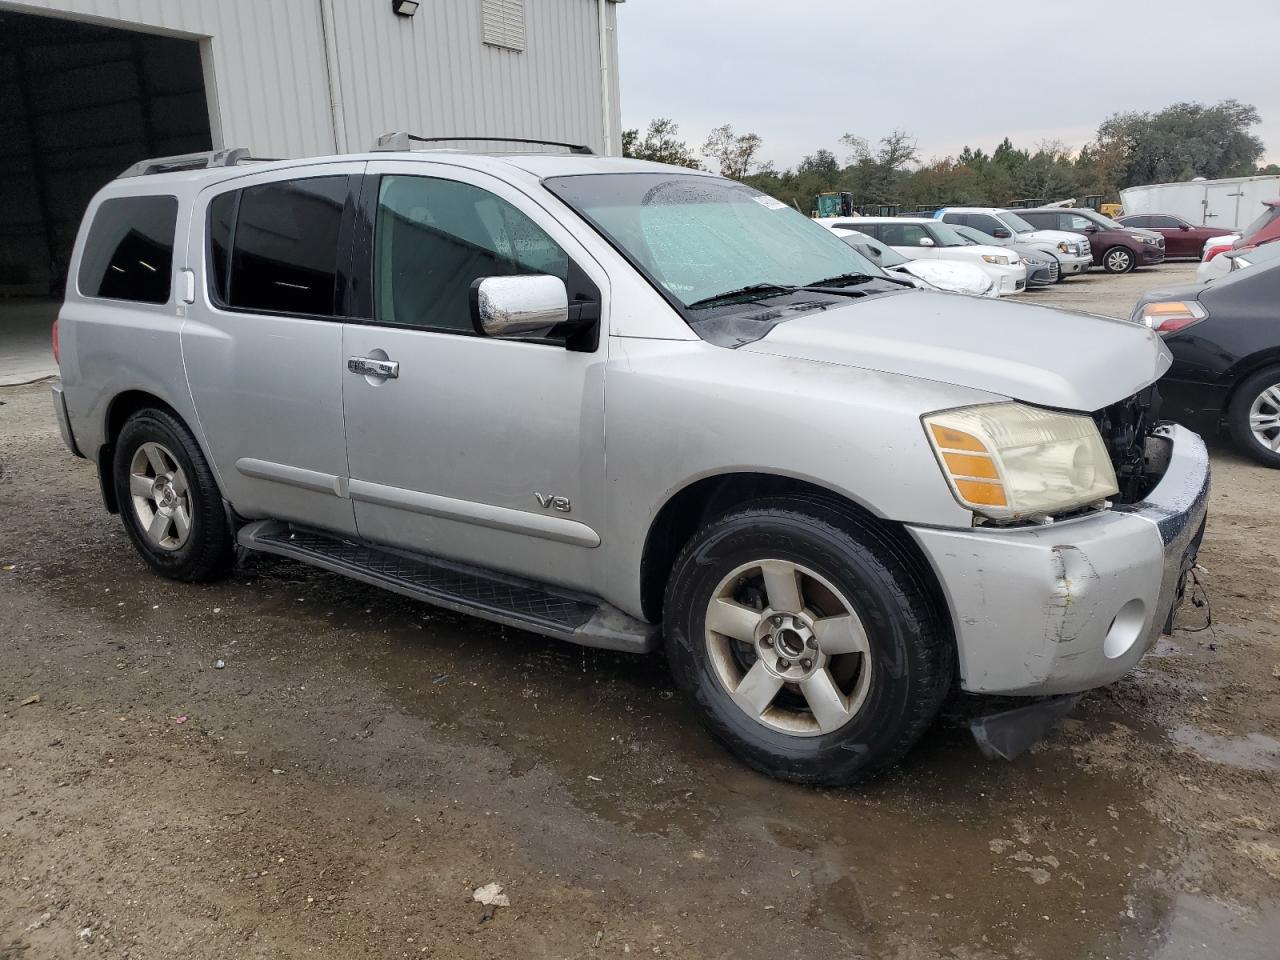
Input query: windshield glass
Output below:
<box><xmin>1240</xmin><ymin>204</ymin><xmax>1280</xmax><ymax>239</ymax></box>
<box><xmin>1083</xmin><ymin>209</ymin><xmax>1125</xmax><ymax>230</ymax></box>
<box><xmin>999</xmin><ymin>211</ymin><xmax>1036</xmax><ymax>233</ymax></box>
<box><xmin>925</xmin><ymin>221</ymin><xmax>972</xmax><ymax>247</ymax></box>
<box><xmin>839</xmin><ymin>232</ymin><xmax>909</xmax><ymax>266</ymax></box>
<box><xmin>542</xmin><ymin>174</ymin><xmax>883</xmax><ymax>309</ymax></box>
<box><xmin>954</xmin><ymin>224</ymin><xmax>1001</xmax><ymax>246</ymax></box>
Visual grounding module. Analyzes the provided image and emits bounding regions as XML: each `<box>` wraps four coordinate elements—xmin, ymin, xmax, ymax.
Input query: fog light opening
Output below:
<box><xmin>1103</xmin><ymin>598</ymin><xmax>1147</xmax><ymax>659</ymax></box>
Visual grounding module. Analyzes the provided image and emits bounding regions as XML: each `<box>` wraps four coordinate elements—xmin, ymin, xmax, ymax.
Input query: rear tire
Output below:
<box><xmin>1227</xmin><ymin>365</ymin><xmax>1280</xmax><ymax>468</ymax></box>
<box><xmin>1103</xmin><ymin>246</ymin><xmax>1135</xmax><ymax>273</ymax></box>
<box><xmin>662</xmin><ymin>497</ymin><xmax>952</xmax><ymax>786</ymax></box>
<box><xmin>112</xmin><ymin>408</ymin><xmax>234</xmax><ymax>581</ymax></box>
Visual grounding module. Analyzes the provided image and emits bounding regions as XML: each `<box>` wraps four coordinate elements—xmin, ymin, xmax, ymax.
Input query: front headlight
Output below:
<box><xmin>1057</xmin><ymin>241</ymin><xmax>1070</xmax><ymax>253</ymax></box>
<box><xmin>981</xmin><ymin>254</ymin><xmax>1010</xmax><ymax>265</ymax></box>
<box><xmin>923</xmin><ymin>403</ymin><xmax>1119</xmax><ymax>521</ymax></box>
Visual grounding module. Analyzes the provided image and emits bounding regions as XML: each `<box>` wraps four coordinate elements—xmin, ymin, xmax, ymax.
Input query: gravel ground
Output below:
<box><xmin>2</xmin><ymin>263</ymin><xmax>1278</xmax><ymax>959</ymax></box>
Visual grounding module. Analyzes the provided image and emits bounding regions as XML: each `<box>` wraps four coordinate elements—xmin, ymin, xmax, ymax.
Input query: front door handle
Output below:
<box><xmin>347</xmin><ymin>356</ymin><xmax>399</xmax><ymax>379</ymax></box>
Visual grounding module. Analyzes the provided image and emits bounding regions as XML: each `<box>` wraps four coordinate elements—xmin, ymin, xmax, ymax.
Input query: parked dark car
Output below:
<box><xmin>1232</xmin><ymin>199</ymin><xmax>1280</xmax><ymax>252</ymax></box>
<box><xmin>1131</xmin><ymin>259</ymin><xmax>1280</xmax><ymax>467</ymax></box>
<box><xmin>1019</xmin><ymin>207</ymin><xmax>1166</xmax><ymax>273</ymax></box>
<box><xmin>1117</xmin><ymin>213</ymin><xmax>1236</xmax><ymax>259</ymax></box>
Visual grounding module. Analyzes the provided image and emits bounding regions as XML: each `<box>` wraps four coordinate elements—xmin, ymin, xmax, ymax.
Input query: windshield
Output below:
<box><xmin>925</xmin><ymin>221</ymin><xmax>973</xmax><ymax>247</ymax></box>
<box><xmin>542</xmin><ymin>174</ymin><xmax>883</xmax><ymax>309</ymax></box>
<box><xmin>1240</xmin><ymin>204</ymin><xmax>1280</xmax><ymax>240</ymax></box>
<box><xmin>953</xmin><ymin>224</ymin><xmax>1002</xmax><ymax>246</ymax></box>
<box><xmin>839</xmin><ymin>232</ymin><xmax>909</xmax><ymax>266</ymax></box>
<box><xmin>999</xmin><ymin>211</ymin><xmax>1036</xmax><ymax>233</ymax></box>
<box><xmin>1083</xmin><ymin>209</ymin><xmax>1125</xmax><ymax>230</ymax></box>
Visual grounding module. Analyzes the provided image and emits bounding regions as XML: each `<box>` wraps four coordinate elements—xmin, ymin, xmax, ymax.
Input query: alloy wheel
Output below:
<box><xmin>1106</xmin><ymin>249</ymin><xmax>1133</xmax><ymax>272</ymax></box>
<box><xmin>1248</xmin><ymin>384</ymin><xmax>1280</xmax><ymax>453</ymax></box>
<box><xmin>704</xmin><ymin>559</ymin><xmax>872</xmax><ymax>736</ymax></box>
<box><xmin>128</xmin><ymin>442</ymin><xmax>192</xmax><ymax>551</ymax></box>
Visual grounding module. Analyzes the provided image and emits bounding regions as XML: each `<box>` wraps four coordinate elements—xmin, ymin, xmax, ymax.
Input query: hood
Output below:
<box><xmin>899</xmin><ymin>260</ymin><xmax>991</xmax><ymax>295</ymax></box>
<box><xmin>742</xmin><ymin>291</ymin><xmax>1172</xmax><ymax>411</ymax></box>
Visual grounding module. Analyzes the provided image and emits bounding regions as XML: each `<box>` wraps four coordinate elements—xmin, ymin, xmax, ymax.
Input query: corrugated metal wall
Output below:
<box><xmin>0</xmin><ymin>0</ymin><xmax>622</xmax><ymax>157</ymax></box>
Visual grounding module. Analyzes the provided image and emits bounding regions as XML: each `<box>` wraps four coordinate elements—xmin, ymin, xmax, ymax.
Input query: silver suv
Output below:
<box><xmin>50</xmin><ymin>144</ymin><xmax>1209</xmax><ymax>784</ymax></box>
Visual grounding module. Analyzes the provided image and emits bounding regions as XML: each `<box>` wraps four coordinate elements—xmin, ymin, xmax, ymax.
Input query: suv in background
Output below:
<box><xmin>934</xmin><ymin>207</ymin><xmax>1092</xmax><ymax>277</ymax></box>
<box><xmin>50</xmin><ymin>145</ymin><xmax>1208</xmax><ymax>786</ymax></box>
<box><xmin>1018</xmin><ymin>208</ymin><xmax>1165</xmax><ymax>273</ymax></box>
<box><xmin>1116</xmin><ymin>214</ymin><xmax>1234</xmax><ymax>259</ymax></box>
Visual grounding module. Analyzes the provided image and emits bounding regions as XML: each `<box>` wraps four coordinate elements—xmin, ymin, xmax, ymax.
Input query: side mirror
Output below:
<box><xmin>917</xmin><ymin>236</ymin><xmax>935</xmax><ymax>247</ymax></box>
<box><xmin>1084</xmin><ymin>225</ymin><xmax>1099</xmax><ymax>233</ymax></box>
<box><xmin>1179</xmin><ymin>224</ymin><xmax>1190</xmax><ymax>231</ymax></box>
<box><xmin>993</xmin><ymin>228</ymin><xmax>1012</xmax><ymax>239</ymax></box>
<box><xmin>470</xmin><ymin>274</ymin><xmax>572</xmax><ymax>341</ymax></box>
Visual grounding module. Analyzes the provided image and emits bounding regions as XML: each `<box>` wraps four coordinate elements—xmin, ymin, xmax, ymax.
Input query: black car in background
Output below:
<box><xmin>1133</xmin><ymin>260</ymin><xmax>1280</xmax><ymax>466</ymax></box>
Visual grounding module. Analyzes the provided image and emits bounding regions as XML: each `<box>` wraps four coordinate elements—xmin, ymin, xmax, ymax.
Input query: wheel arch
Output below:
<box><xmin>637</xmin><ymin>471</ymin><xmax>951</xmax><ymax>633</ymax></box>
<box><xmin>1223</xmin><ymin>351</ymin><xmax>1280</xmax><ymax>413</ymax></box>
<box><xmin>97</xmin><ymin>390</ymin><xmax>201</xmax><ymax>514</ymax></box>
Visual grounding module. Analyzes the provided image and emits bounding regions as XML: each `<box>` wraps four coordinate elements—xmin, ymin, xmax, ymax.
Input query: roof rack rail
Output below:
<box><xmin>370</xmin><ymin>131</ymin><xmax>594</xmax><ymax>155</ymax></box>
<box><xmin>117</xmin><ymin>147</ymin><xmax>254</xmax><ymax>179</ymax></box>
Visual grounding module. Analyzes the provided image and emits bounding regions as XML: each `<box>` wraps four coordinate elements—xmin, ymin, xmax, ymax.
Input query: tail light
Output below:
<box><xmin>52</xmin><ymin>317</ymin><xmax>60</xmax><ymax>365</ymax></box>
<box><xmin>1137</xmin><ymin>300</ymin><xmax>1207</xmax><ymax>336</ymax></box>
<box><xmin>1204</xmin><ymin>243</ymin><xmax>1233</xmax><ymax>262</ymax></box>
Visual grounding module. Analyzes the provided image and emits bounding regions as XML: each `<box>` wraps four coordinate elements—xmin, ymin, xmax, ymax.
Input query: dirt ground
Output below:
<box><xmin>2</xmin><ymin>263</ymin><xmax>1278</xmax><ymax>959</ymax></box>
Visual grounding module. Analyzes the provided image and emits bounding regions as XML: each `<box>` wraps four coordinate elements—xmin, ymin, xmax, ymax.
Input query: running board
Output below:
<box><xmin>237</xmin><ymin>521</ymin><xmax>658</xmax><ymax>654</ymax></box>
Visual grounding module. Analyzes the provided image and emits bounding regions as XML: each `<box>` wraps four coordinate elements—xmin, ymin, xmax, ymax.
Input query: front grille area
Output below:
<box><xmin>1093</xmin><ymin>386</ymin><xmax>1160</xmax><ymax>504</ymax></box>
<box><xmin>1047</xmin><ymin>260</ymin><xmax>1060</xmax><ymax>282</ymax></box>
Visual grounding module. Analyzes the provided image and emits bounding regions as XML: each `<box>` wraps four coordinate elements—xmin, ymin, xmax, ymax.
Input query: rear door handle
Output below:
<box><xmin>347</xmin><ymin>356</ymin><xmax>399</xmax><ymax>379</ymax></box>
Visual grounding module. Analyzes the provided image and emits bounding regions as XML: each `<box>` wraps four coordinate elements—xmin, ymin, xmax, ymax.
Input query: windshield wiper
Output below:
<box><xmin>686</xmin><ymin>282</ymin><xmax>798</xmax><ymax>309</ymax></box>
<box><xmin>801</xmin><ymin>273</ymin><xmax>880</xmax><ymax>289</ymax></box>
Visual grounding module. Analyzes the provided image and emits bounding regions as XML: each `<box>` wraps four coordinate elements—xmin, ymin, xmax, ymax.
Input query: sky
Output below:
<box><xmin>615</xmin><ymin>0</ymin><xmax>1280</xmax><ymax>171</ymax></box>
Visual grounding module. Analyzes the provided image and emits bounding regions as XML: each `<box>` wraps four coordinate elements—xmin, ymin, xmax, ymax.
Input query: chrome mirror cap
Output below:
<box><xmin>472</xmin><ymin>275</ymin><xmax>569</xmax><ymax>340</ymax></box>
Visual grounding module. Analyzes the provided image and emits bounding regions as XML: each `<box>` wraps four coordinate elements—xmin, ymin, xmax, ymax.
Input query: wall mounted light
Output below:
<box><xmin>392</xmin><ymin>0</ymin><xmax>420</xmax><ymax>16</ymax></box>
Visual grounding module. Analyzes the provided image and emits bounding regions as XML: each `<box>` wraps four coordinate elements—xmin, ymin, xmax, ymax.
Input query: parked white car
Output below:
<box><xmin>828</xmin><ymin>227</ymin><xmax>995</xmax><ymax>297</ymax></box>
<box><xmin>818</xmin><ymin>217</ymin><xmax>1028</xmax><ymax>295</ymax></box>
<box><xmin>1196</xmin><ymin>234</ymin><xmax>1240</xmax><ymax>283</ymax></box>
<box><xmin>934</xmin><ymin>207</ymin><xmax>1093</xmax><ymax>276</ymax></box>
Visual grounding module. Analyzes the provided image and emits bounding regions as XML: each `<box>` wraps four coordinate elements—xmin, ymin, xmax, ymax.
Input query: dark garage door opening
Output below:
<box><xmin>0</xmin><ymin>11</ymin><xmax>211</xmax><ymax>382</ymax></box>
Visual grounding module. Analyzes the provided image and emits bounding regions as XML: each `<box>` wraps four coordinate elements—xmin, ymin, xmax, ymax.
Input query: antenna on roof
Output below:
<box><xmin>371</xmin><ymin>131</ymin><xmax>594</xmax><ymax>155</ymax></box>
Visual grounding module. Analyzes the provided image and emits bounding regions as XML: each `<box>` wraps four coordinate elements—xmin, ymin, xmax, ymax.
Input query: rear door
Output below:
<box><xmin>339</xmin><ymin>161</ymin><xmax>609</xmax><ymax>593</ymax></box>
<box><xmin>182</xmin><ymin>163</ymin><xmax>363</xmax><ymax>535</ymax></box>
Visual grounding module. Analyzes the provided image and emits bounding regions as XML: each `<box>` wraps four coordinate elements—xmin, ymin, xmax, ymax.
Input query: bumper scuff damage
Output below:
<box><xmin>908</xmin><ymin>423</ymin><xmax>1210</xmax><ymax>698</ymax></box>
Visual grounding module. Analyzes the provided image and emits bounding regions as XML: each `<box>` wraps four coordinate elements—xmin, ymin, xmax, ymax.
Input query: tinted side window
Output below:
<box><xmin>1065</xmin><ymin>214</ymin><xmax>1094</xmax><ymax>231</ymax></box>
<box><xmin>78</xmin><ymin>195</ymin><xmax>178</xmax><ymax>303</ymax></box>
<box><xmin>1019</xmin><ymin>212</ymin><xmax>1052</xmax><ymax>230</ymax></box>
<box><xmin>940</xmin><ymin>213</ymin><xmax>966</xmax><ymax>226</ymax></box>
<box><xmin>228</xmin><ymin>176</ymin><xmax>348</xmax><ymax>316</ymax></box>
<box><xmin>208</xmin><ymin>191</ymin><xmax>236</xmax><ymax>304</ymax></box>
<box><xmin>373</xmin><ymin>175</ymin><xmax>569</xmax><ymax>333</ymax></box>
<box><xmin>1147</xmin><ymin>215</ymin><xmax>1179</xmax><ymax>228</ymax></box>
<box><xmin>970</xmin><ymin>214</ymin><xmax>1004</xmax><ymax>234</ymax></box>
<box><xmin>880</xmin><ymin>223</ymin><xmax>929</xmax><ymax>246</ymax></box>
<box><xmin>853</xmin><ymin>223</ymin><xmax>881</xmax><ymax>241</ymax></box>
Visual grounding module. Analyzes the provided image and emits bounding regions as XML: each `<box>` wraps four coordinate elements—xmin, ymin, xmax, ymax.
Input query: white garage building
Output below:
<box><xmin>0</xmin><ymin>0</ymin><xmax>622</xmax><ymax>381</ymax></box>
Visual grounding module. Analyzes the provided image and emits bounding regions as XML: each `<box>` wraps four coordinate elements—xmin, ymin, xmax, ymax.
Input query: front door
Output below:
<box><xmin>183</xmin><ymin>164</ymin><xmax>363</xmax><ymax>535</ymax></box>
<box><xmin>340</xmin><ymin>162</ymin><xmax>609</xmax><ymax>594</ymax></box>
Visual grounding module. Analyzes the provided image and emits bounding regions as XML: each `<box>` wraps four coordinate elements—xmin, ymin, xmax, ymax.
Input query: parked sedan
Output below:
<box><xmin>1132</xmin><ymin>259</ymin><xmax>1280</xmax><ymax>466</ymax></box>
<box><xmin>819</xmin><ymin>217</ymin><xmax>1027</xmax><ymax>295</ymax></box>
<box><xmin>1018</xmin><ymin>207</ymin><xmax>1165</xmax><ymax>273</ymax></box>
<box><xmin>1117</xmin><ymin>213</ymin><xmax>1236</xmax><ymax>259</ymax></box>
<box><xmin>950</xmin><ymin>224</ymin><xmax>1061</xmax><ymax>286</ymax></box>
<box><xmin>828</xmin><ymin>227</ymin><xmax>995</xmax><ymax>296</ymax></box>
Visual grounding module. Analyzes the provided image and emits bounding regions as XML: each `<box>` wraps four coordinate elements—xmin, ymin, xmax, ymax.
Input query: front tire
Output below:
<box><xmin>1227</xmin><ymin>366</ymin><xmax>1280</xmax><ymax>468</ymax></box>
<box><xmin>112</xmin><ymin>408</ymin><xmax>234</xmax><ymax>581</ymax></box>
<box><xmin>663</xmin><ymin>498</ymin><xmax>952</xmax><ymax>786</ymax></box>
<box><xmin>1102</xmin><ymin>246</ymin><xmax>1135</xmax><ymax>273</ymax></box>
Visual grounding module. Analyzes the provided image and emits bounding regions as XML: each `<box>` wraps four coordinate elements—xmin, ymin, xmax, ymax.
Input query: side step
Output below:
<box><xmin>237</xmin><ymin>521</ymin><xmax>658</xmax><ymax>654</ymax></box>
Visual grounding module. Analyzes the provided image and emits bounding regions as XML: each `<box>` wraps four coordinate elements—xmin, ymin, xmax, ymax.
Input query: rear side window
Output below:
<box><xmin>211</xmin><ymin>176</ymin><xmax>348</xmax><ymax>317</ymax></box>
<box><xmin>78</xmin><ymin>195</ymin><xmax>178</xmax><ymax>303</ymax></box>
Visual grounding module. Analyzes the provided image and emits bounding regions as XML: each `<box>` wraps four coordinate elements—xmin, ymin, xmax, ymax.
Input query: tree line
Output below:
<box><xmin>621</xmin><ymin>101</ymin><xmax>1275</xmax><ymax>212</ymax></box>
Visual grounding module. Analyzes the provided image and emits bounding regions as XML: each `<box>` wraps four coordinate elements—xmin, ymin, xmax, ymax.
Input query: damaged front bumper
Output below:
<box><xmin>907</xmin><ymin>423</ymin><xmax>1210</xmax><ymax>696</ymax></box>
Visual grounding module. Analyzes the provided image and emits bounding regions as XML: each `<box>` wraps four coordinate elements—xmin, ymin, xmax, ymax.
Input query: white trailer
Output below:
<box><xmin>1120</xmin><ymin>176</ymin><xmax>1280</xmax><ymax>230</ymax></box>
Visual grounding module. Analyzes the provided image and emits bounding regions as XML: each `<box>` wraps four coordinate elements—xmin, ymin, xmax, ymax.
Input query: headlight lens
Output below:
<box><xmin>923</xmin><ymin>403</ymin><xmax>1119</xmax><ymax>521</ymax></box>
<box><xmin>1057</xmin><ymin>241</ymin><xmax>1069</xmax><ymax>253</ymax></box>
<box><xmin>981</xmin><ymin>254</ymin><xmax>1010</xmax><ymax>265</ymax></box>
